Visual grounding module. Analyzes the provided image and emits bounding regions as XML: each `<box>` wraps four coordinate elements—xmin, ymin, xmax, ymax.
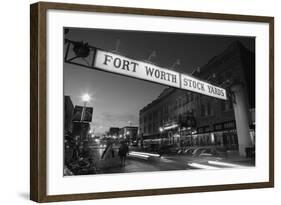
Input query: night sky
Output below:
<box><xmin>63</xmin><ymin>27</ymin><xmax>255</xmax><ymax>136</ymax></box>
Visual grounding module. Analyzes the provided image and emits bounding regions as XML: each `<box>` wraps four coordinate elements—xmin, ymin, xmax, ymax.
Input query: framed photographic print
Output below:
<box><xmin>30</xmin><ymin>2</ymin><xmax>274</xmax><ymax>202</ymax></box>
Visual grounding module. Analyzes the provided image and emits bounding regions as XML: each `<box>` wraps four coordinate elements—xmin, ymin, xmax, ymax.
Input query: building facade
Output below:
<box><xmin>64</xmin><ymin>96</ymin><xmax>74</xmax><ymax>134</ymax></box>
<box><xmin>119</xmin><ymin>126</ymin><xmax>138</xmax><ymax>144</ymax></box>
<box><xmin>108</xmin><ymin>127</ymin><xmax>120</xmax><ymax>138</ymax></box>
<box><xmin>139</xmin><ymin>41</ymin><xmax>255</xmax><ymax>151</ymax></box>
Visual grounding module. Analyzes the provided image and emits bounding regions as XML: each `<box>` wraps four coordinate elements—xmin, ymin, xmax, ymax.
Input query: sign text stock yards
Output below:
<box><xmin>94</xmin><ymin>49</ymin><xmax>227</xmax><ymax>100</ymax></box>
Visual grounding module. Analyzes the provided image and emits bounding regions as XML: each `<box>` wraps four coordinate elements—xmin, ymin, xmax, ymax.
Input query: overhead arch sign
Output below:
<box><xmin>93</xmin><ymin>49</ymin><xmax>227</xmax><ymax>100</ymax></box>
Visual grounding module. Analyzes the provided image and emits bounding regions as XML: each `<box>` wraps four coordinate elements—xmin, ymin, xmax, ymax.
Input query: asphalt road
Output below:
<box><xmin>100</xmin><ymin>155</ymin><xmax>200</xmax><ymax>174</ymax></box>
<box><xmin>99</xmin><ymin>151</ymin><xmax>255</xmax><ymax>174</ymax></box>
<box><xmin>71</xmin><ymin>145</ymin><xmax>255</xmax><ymax>175</ymax></box>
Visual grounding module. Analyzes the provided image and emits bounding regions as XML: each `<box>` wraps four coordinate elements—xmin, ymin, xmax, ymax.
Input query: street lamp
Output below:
<box><xmin>82</xmin><ymin>93</ymin><xmax>91</xmax><ymax>102</ymax></box>
<box><xmin>81</xmin><ymin>93</ymin><xmax>91</xmax><ymax>121</ymax></box>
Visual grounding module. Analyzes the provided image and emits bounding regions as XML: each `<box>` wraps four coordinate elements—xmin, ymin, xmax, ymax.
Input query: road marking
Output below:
<box><xmin>188</xmin><ymin>163</ymin><xmax>220</xmax><ymax>169</ymax></box>
<box><xmin>208</xmin><ymin>161</ymin><xmax>245</xmax><ymax>168</ymax></box>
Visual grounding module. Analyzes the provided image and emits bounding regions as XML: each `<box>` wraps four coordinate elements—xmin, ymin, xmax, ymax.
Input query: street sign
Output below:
<box><xmin>72</xmin><ymin>121</ymin><xmax>90</xmax><ymax>139</ymax></box>
<box><xmin>72</xmin><ymin>106</ymin><xmax>93</xmax><ymax>122</ymax></box>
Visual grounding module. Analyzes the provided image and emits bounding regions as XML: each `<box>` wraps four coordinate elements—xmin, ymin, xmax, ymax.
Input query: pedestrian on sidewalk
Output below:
<box><xmin>118</xmin><ymin>141</ymin><xmax>129</xmax><ymax>166</ymax></box>
<box><xmin>101</xmin><ymin>140</ymin><xmax>115</xmax><ymax>160</ymax></box>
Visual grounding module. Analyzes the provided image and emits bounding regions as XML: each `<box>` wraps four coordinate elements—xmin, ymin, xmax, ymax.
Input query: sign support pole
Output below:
<box><xmin>231</xmin><ymin>83</ymin><xmax>252</xmax><ymax>156</ymax></box>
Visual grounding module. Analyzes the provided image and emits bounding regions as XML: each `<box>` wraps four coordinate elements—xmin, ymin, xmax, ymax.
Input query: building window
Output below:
<box><xmin>186</xmin><ymin>93</ymin><xmax>190</xmax><ymax>103</ymax></box>
<box><xmin>160</xmin><ymin>108</ymin><xmax>163</xmax><ymax>120</ymax></box>
<box><xmin>200</xmin><ymin>102</ymin><xmax>212</xmax><ymax>117</ymax></box>
<box><xmin>207</xmin><ymin>102</ymin><xmax>213</xmax><ymax>116</ymax></box>
<box><xmin>190</xmin><ymin>93</ymin><xmax>194</xmax><ymax>101</ymax></box>
<box><xmin>178</xmin><ymin>98</ymin><xmax>182</xmax><ymax>108</ymax></box>
<box><xmin>164</xmin><ymin>104</ymin><xmax>168</xmax><ymax>114</ymax></box>
<box><xmin>228</xmin><ymin>101</ymin><xmax>233</xmax><ymax>110</ymax></box>
<box><xmin>148</xmin><ymin>124</ymin><xmax>152</xmax><ymax>133</ymax></box>
<box><xmin>221</xmin><ymin>100</ymin><xmax>233</xmax><ymax>111</ymax></box>
<box><xmin>153</xmin><ymin>122</ymin><xmax>157</xmax><ymax>133</ymax></box>
<box><xmin>201</xmin><ymin>104</ymin><xmax>206</xmax><ymax>116</ymax></box>
<box><xmin>173</xmin><ymin>102</ymin><xmax>177</xmax><ymax>110</ymax></box>
<box><xmin>169</xmin><ymin>104</ymin><xmax>173</xmax><ymax>114</ymax></box>
<box><xmin>153</xmin><ymin>111</ymin><xmax>158</xmax><ymax>120</ymax></box>
<box><xmin>149</xmin><ymin>113</ymin><xmax>152</xmax><ymax>121</ymax></box>
<box><xmin>183</xmin><ymin>95</ymin><xmax>187</xmax><ymax>105</ymax></box>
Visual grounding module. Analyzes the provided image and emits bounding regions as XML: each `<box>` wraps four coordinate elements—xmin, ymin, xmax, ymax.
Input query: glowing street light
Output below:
<box><xmin>82</xmin><ymin>93</ymin><xmax>91</xmax><ymax>102</ymax></box>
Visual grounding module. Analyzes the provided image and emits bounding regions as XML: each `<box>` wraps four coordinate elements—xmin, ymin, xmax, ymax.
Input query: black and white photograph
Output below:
<box><xmin>63</xmin><ymin>27</ymin><xmax>256</xmax><ymax>176</ymax></box>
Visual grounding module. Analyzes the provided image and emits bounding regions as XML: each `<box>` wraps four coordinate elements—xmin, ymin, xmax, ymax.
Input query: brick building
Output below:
<box><xmin>139</xmin><ymin>41</ymin><xmax>255</xmax><ymax>150</ymax></box>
